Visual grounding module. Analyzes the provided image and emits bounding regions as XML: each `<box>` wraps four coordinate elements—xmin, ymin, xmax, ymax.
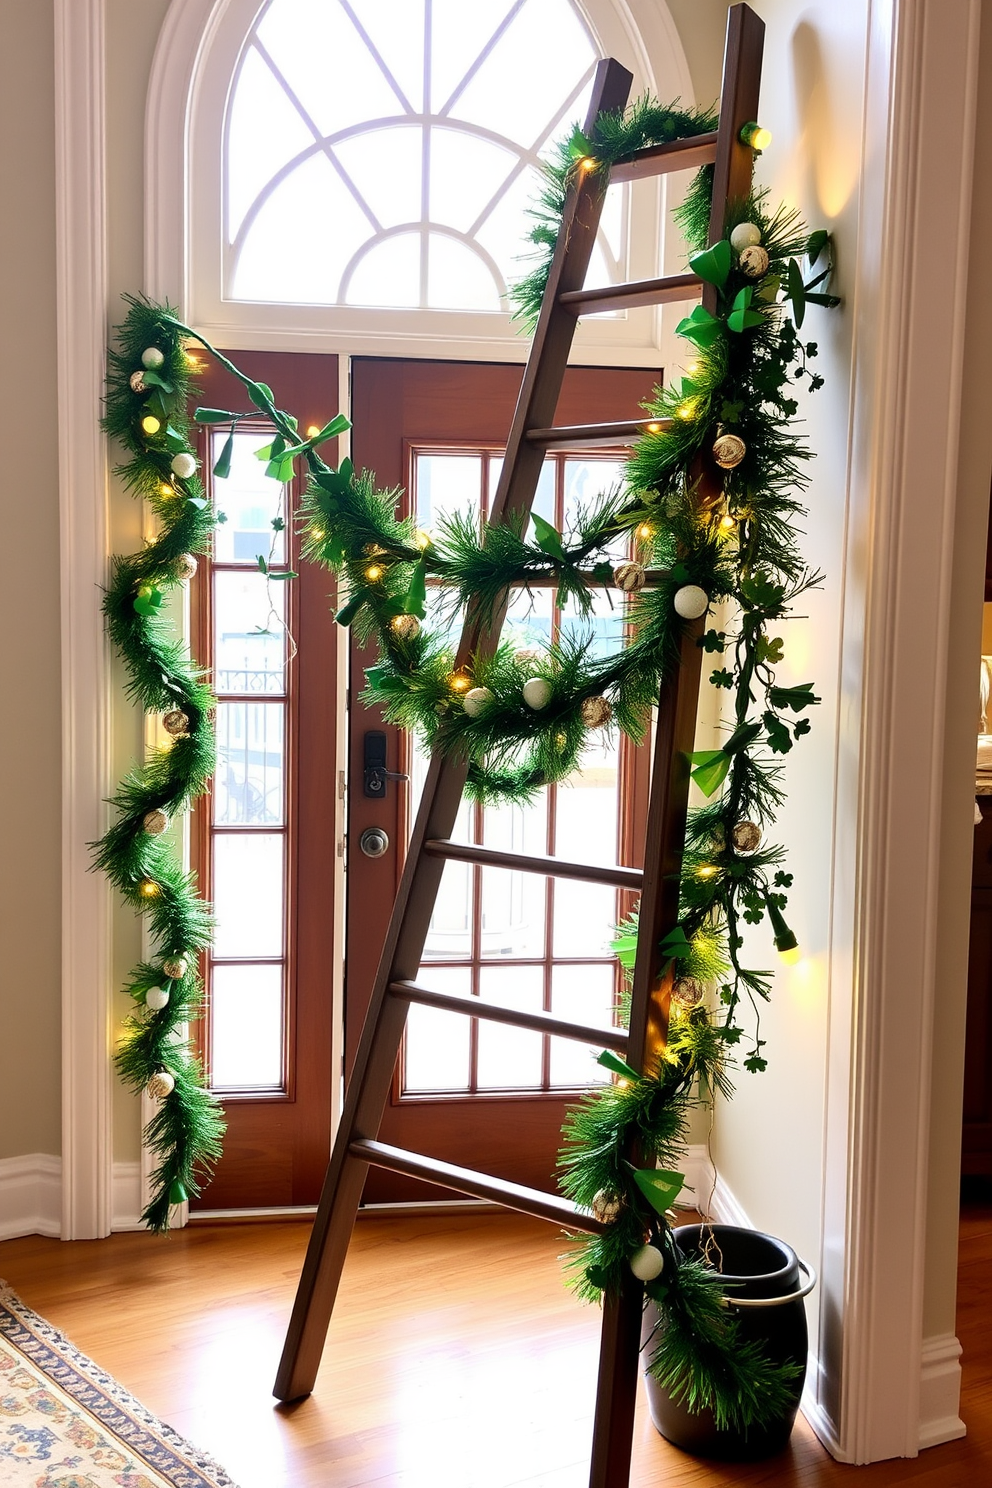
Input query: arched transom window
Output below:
<box><xmin>224</xmin><ymin>0</ymin><xmax>624</xmax><ymax>312</ymax></box>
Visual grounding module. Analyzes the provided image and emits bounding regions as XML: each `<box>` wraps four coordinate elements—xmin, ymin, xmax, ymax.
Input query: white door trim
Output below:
<box><xmin>814</xmin><ymin>0</ymin><xmax>979</xmax><ymax>1461</ymax></box>
<box><xmin>54</xmin><ymin>0</ymin><xmax>113</xmax><ymax>1241</ymax></box>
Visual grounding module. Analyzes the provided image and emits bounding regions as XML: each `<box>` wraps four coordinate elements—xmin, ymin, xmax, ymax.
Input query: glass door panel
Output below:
<box><xmin>402</xmin><ymin>445</ymin><xmax>629</xmax><ymax>1099</ymax></box>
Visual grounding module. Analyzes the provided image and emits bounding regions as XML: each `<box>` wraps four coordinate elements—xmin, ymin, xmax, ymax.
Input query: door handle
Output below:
<box><xmin>359</xmin><ymin>827</ymin><xmax>390</xmax><ymax>858</ymax></box>
<box><xmin>363</xmin><ymin>730</ymin><xmax>409</xmax><ymax>799</ymax></box>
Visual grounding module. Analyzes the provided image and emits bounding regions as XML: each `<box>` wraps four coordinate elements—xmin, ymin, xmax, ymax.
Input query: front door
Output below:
<box><xmin>347</xmin><ymin>358</ymin><xmax>661</xmax><ymax>1203</ymax></box>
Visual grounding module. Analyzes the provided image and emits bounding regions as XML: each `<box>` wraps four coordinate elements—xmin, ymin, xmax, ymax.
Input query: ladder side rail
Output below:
<box><xmin>275</xmin><ymin>58</ymin><xmax>633</xmax><ymax>1405</ymax></box>
<box><xmin>588</xmin><ymin>8</ymin><xmax>765</xmax><ymax>1484</ymax></box>
<box><xmin>476</xmin><ymin>57</ymin><xmax>634</xmax><ymax>555</ymax></box>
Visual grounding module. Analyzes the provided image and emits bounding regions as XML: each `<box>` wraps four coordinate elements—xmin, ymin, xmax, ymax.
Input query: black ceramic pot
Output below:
<box><xmin>641</xmin><ymin>1223</ymin><xmax>809</xmax><ymax>1461</ymax></box>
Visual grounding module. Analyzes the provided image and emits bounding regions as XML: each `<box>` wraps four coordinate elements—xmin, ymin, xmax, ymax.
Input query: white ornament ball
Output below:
<box><xmin>613</xmin><ymin>561</ymin><xmax>646</xmax><ymax>593</ymax></box>
<box><xmin>141</xmin><ymin>347</ymin><xmax>166</xmax><ymax>370</ymax></box>
<box><xmin>170</xmin><ymin>452</ymin><xmax>197</xmax><ymax>481</ymax></box>
<box><xmin>580</xmin><ymin>695</ymin><xmax>612</xmax><ymax>729</ymax></box>
<box><xmin>162</xmin><ymin>957</ymin><xmax>187</xmax><ymax>980</ymax></box>
<box><xmin>630</xmin><ymin>1244</ymin><xmax>666</xmax><ymax>1281</ymax></box>
<box><xmin>145</xmin><ymin>986</ymin><xmax>170</xmax><ymax>1012</ymax></box>
<box><xmin>143</xmin><ymin>808</ymin><xmax>169</xmax><ymax>837</ymax></box>
<box><xmin>673</xmin><ymin>585</ymin><xmax>710</xmax><ymax>620</ymax></box>
<box><xmin>732</xmin><ymin>820</ymin><xmax>762</xmax><ymax>853</ymax></box>
<box><xmin>390</xmin><ymin>613</ymin><xmax>421</xmax><ymax>642</ymax></box>
<box><xmin>739</xmin><ymin>244</ymin><xmax>770</xmax><ymax>278</ymax></box>
<box><xmin>129</xmin><ymin>370</ymin><xmax>147</xmax><ymax>394</ymax></box>
<box><xmin>146</xmin><ymin>1069</ymin><xmax>175</xmax><ymax>1100</ymax></box>
<box><xmin>729</xmin><ymin>222</ymin><xmax>762</xmax><ymax>253</ymax></box>
<box><xmin>463</xmin><ymin>686</ymin><xmax>494</xmax><ymax>718</ymax></box>
<box><xmin>712</xmin><ymin>433</ymin><xmax>747</xmax><ymax>469</ymax></box>
<box><xmin>174</xmin><ymin>553</ymin><xmax>198</xmax><ymax>582</ymax></box>
<box><xmin>522</xmin><ymin>677</ymin><xmax>551</xmax><ymax>711</ymax></box>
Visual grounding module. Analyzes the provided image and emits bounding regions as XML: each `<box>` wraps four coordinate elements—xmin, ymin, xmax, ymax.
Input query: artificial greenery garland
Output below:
<box><xmin>99</xmin><ymin>95</ymin><xmax>837</xmax><ymax>1437</ymax></box>
<box><xmin>99</xmin><ymin>300</ymin><xmax>224</xmax><ymax>1232</ymax></box>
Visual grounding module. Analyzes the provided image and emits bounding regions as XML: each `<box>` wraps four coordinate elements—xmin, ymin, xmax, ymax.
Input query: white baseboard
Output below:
<box><xmin>111</xmin><ymin>1161</ymin><xmax>146</xmax><ymax>1232</ymax></box>
<box><xmin>676</xmin><ymin>1143</ymin><xmax>753</xmax><ymax>1228</ymax></box>
<box><xmin>0</xmin><ymin>1155</ymin><xmax>61</xmax><ymax>1240</ymax></box>
<box><xmin>918</xmin><ymin>1332</ymin><xmax>966</xmax><ymax>1449</ymax></box>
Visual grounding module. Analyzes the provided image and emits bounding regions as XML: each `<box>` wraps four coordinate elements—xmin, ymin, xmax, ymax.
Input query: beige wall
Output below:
<box><xmin>698</xmin><ymin>2</ymin><xmax>867</xmax><ymax>1368</ymax></box>
<box><xmin>0</xmin><ymin>3</ymin><xmax>63</xmax><ymax>1158</ymax></box>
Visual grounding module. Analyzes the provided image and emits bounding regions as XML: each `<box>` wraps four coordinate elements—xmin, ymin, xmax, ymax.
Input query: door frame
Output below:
<box><xmin>56</xmin><ymin>0</ymin><xmax>987</xmax><ymax>1463</ymax></box>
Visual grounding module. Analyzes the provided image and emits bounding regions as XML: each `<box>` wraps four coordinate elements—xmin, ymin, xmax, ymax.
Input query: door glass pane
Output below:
<box><xmin>214</xmin><ymin>702</ymin><xmax>285</xmax><ymax>825</ymax></box>
<box><xmin>549</xmin><ymin>964</ymin><xmax>615</xmax><ymax>1088</ymax></box>
<box><xmin>423</xmin><ymin>858</ymin><xmax>473</xmax><ymax>960</ymax></box>
<box><xmin>480</xmin><ymin>793</ymin><xmax>548</xmax><ymax>960</ymax></box>
<box><xmin>555</xmin><ymin>734</ymin><xmax>619</xmax><ymax>863</ymax></box>
<box><xmin>210</xmin><ymin>430</ymin><xmax>287</xmax><ymax>565</ymax></box>
<box><xmin>211</xmin><ymin>963</ymin><xmax>284</xmax><ymax>1090</ymax></box>
<box><xmin>214</xmin><ymin>571</ymin><xmax>286</xmax><ymax>693</ymax></box>
<box><xmin>213</xmin><ymin>832</ymin><xmax>285</xmax><ymax>958</ymax></box>
<box><xmin>416</xmin><ymin>454</ymin><xmax>482</xmax><ymax>532</ymax></box>
<box><xmin>405</xmin><ymin>966</ymin><xmax>472</xmax><ymax>1093</ymax></box>
<box><xmin>477</xmin><ymin>965</ymin><xmax>544</xmax><ymax>1090</ymax></box>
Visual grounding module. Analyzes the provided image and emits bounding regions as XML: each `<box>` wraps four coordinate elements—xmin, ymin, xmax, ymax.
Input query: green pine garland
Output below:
<box><xmin>510</xmin><ymin>97</ymin><xmax>720</xmax><ymax>330</ymax></box>
<box><xmin>100</xmin><ymin>94</ymin><xmax>837</xmax><ymax>1437</ymax></box>
<box><xmin>99</xmin><ymin>297</ymin><xmax>224</xmax><ymax>1232</ymax></box>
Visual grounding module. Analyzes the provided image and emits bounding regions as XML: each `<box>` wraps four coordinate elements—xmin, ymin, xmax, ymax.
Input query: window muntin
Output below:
<box><xmin>402</xmin><ymin>447</ymin><xmax>630</xmax><ymax>1097</ymax></box>
<box><xmin>223</xmin><ymin>0</ymin><xmax>627</xmax><ymax>313</ymax></box>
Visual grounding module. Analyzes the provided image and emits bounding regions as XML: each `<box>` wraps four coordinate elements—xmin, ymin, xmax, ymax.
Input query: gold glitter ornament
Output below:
<box><xmin>580</xmin><ymin>695</ymin><xmax>612</xmax><ymax>728</ymax></box>
<box><xmin>129</xmin><ymin>370</ymin><xmax>147</xmax><ymax>393</ymax></box>
<box><xmin>162</xmin><ymin>709</ymin><xmax>190</xmax><ymax>737</ymax></box>
<box><xmin>390</xmin><ymin>613</ymin><xmax>421</xmax><ymax>641</ymax></box>
<box><xmin>591</xmin><ymin>1190</ymin><xmax>622</xmax><ymax>1224</ymax></box>
<box><xmin>732</xmin><ymin>820</ymin><xmax>762</xmax><ymax>853</ymax></box>
<box><xmin>142</xmin><ymin>808</ymin><xmax>169</xmax><ymax>836</ymax></box>
<box><xmin>739</xmin><ymin>244</ymin><xmax>770</xmax><ymax>278</ymax></box>
<box><xmin>712</xmin><ymin>433</ymin><xmax>746</xmax><ymax>469</ymax></box>
<box><xmin>162</xmin><ymin>957</ymin><xmax>187</xmax><ymax>980</ymax></box>
<box><xmin>673</xmin><ymin>976</ymin><xmax>704</xmax><ymax>1008</ymax></box>
<box><xmin>613</xmin><ymin>561</ymin><xmax>646</xmax><ymax>593</ymax></box>
<box><xmin>174</xmin><ymin>553</ymin><xmax>198</xmax><ymax>581</ymax></box>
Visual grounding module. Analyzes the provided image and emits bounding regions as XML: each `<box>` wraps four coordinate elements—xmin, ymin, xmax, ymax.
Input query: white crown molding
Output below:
<box><xmin>54</xmin><ymin>0</ymin><xmax>113</xmax><ymax>1242</ymax></box>
<box><xmin>0</xmin><ymin>1157</ymin><xmax>62</xmax><ymax>1242</ymax></box>
<box><xmin>817</xmin><ymin>0</ymin><xmax>980</xmax><ymax>1461</ymax></box>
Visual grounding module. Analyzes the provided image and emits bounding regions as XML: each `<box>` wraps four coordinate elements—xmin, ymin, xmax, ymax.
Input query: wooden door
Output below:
<box><xmin>189</xmin><ymin>351</ymin><xmax>344</xmax><ymax>1210</ymax></box>
<box><xmin>347</xmin><ymin>358</ymin><xmax>661</xmax><ymax>1203</ymax></box>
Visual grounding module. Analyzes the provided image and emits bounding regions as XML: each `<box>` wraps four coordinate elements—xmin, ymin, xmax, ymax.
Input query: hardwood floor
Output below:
<box><xmin>1</xmin><ymin>1200</ymin><xmax>991</xmax><ymax>1487</ymax></box>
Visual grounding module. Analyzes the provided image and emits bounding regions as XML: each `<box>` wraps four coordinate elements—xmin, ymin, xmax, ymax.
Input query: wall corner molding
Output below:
<box><xmin>818</xmin><ymin>0</ymin><xmax>981</xmax><ymax>1462</ymax></box>
<box><xmin>918</xmin><ymin>1333</ymin><xmax>966</xmax><ymax>1450</ymax></box>
<box><xmin>54</xmin><ymin>0</ymin><xmax>113</xmax><ymax>1241</ymax></box>
<box><xmin>0</xmin><ymin>1156</ymin><xmax>62</xmax><ymax>1242</ymax></box>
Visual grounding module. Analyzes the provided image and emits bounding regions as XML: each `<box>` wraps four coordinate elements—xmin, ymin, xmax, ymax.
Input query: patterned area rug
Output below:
<box><xmin>0</xmin><ymin>1282</ymin><xmax>238</xmax><ymax>1487</ymax></box>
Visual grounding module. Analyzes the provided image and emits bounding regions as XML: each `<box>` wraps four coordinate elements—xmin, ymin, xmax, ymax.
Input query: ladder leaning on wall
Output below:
<box><xmin>274</xmin><ymin>8</ymin><xmax>765</xmax><ymax>1485</ymax></box>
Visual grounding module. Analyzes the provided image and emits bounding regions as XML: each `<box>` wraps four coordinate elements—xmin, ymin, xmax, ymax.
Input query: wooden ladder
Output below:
<box><xmin>275</xmin><ymin>8</ymin><xmax>764</xmax><ymax>1484</ymax></box>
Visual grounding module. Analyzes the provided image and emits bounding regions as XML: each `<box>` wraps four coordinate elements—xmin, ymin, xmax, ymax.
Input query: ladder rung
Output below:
<box><xmin>390</xmin><ymin>978</ymin><xmax>630</xmax><ymax>1052</ymax></box>
<box><xmin>525</xmin><ymin>418</ymin><xmax>670</xmax><ymax>450</ymax></box>
<box><xmin>349</xmin><ymin>1138</ymin><xmax>605</xmax><ymax>1234</ymax></box>
<box><xmin>608</xmin><ymin>131</ymin><xmax>720</xmax><ymax>182</ymax></box>
<box><xmin>560</xmin><ymin>272</ymin><xmax>701</xmax><ymax>317</ymax></box>
<box><xmin>423</xmin><ymin>838</ymin><xmax>644</xmax><ymax>889</ymax></box>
